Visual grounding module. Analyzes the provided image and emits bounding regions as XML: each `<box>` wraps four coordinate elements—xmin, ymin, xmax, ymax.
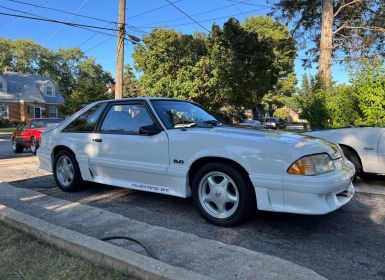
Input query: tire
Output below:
<box><xmin>30</xmin><ymin>137</ymin><xmax>38</xmax><ymax>155</ymax></box>
<box><xmin>12</xmin><ymin>139</ymin><xmax>23</xmax><ymax>153</ymax></box>
<box><xmin>191</xmin><ymin>162</ymin><xmax>256</xmax><ymax>226</ymax></box>
<box><xmin>53</xmin><ymin>150</ymin><xmax>83</xmax><ymax>192</ymax></box>
<box><xmin>341</xmin><ymin>146</ymin><xmax>361</xmax><ymax>180</ymax></box>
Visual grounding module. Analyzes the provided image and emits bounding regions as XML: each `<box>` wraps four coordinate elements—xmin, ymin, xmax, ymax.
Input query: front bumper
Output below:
<box><xmin>282</xmin><ymin>162</ymin><xmax>355</xmax><ymax>215</ymax></box>
<box><xmin>250</xmin><ymin>161</ymin><xmax>355</xmax><ymax>215</ymax></box>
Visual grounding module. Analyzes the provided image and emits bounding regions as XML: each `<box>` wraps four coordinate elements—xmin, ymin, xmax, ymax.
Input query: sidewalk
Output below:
<box><xmin>0</xmin><ymin>181</ymin><xmax>326</xmax><ymax>280</ymax></box>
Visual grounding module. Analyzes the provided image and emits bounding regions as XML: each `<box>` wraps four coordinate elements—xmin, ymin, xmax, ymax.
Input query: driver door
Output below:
<box><xmin>88</xmin><ymin>101</ymin><xmax>171</xmax><ymax>194</ymax></box>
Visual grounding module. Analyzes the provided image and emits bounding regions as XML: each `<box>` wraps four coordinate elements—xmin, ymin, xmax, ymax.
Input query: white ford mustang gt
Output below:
<box><xmin>307</xmin><ymin>127</ymin><xmax>385</xmax><ymax>179</ymax></box>
<box><xmin>38</xmin><ymin>98</ymin><xmax>355</xmax><ymax>226</ymax></box>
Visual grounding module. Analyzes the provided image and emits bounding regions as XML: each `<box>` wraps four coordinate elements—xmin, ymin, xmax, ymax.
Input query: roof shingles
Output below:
<box><xmin>0</xmin><ymin>72</ymin><xmax>64</xmax><ymax>104</ymax></box>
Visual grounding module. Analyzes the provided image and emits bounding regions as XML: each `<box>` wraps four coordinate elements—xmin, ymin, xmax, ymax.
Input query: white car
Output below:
<box><xmin>38</xmin><ymin>98</ymin><xmax>355</xmax><ymax>226</ymax></box>
<box><xmin>307</xmin><ymin>127</ymin><xmax>385</xmax><ymax>178</ymax></box>
<box><xmin>238</xmin><ymin>119</ymin><xmax>264</xmax><ymax>129</ymax></box>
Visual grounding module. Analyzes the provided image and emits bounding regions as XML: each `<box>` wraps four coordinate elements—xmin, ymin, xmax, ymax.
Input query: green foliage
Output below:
<box><xmin>325</xmin><ymin>86</ymin><xmax>360</xmax><ymax>128</ymax></box>
<box><xmin>350</xmin><ymin>60</ymin><xmax>385</xmax><ymax>126</ymax></box>
<box><xmin>298</xmin><ymin>74</ymin><xmax>360</xmax><ymax>129</ymax></box>
<box><xmin>0</xmin><ymin>38</ymin><xmax>113</xmax><ymax>115</ymax></box>
<box><xmin>123</xmin><ymin>64</ymin><xmax>142</xmax><ymax>97</ymax></box>
<box><xmin>273</xmin><ymin>108</ymin><xmax>290</xmax><ymax>121</ymax></box>
<box><xmin>133</xmin><ymin>16</ymin><xmax>295</xmax><ymax>113</ymax></box>
<box><xmin>298</xmin><ymin>75</ymin><xmax>329</xmax><ymax>129</ymax></box>
<box><xmin>62</xmin><ymin>58</ymin><xmax>113</xmax><ymax>115</ymax></box>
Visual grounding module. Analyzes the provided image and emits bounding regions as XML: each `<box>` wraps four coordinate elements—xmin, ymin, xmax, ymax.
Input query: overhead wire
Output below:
<box><xmin>165</xmin><ymin>0</ymin><xmax>210</xmax><ymax>32</ymax></box>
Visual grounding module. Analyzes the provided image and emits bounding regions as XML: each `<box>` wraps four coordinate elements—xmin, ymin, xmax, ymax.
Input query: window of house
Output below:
<box><xmin>63</xmin><ymin>103</ymin><xmax>107</xmax><ymax>133</ymax></box>
<box><xmin>0</xmin><ymin>81</ymin><xmax>3</xmax><ymax>92</ymax></box>
<box><xmin>49</xmin><ymin>106</ymin><xmax>57</xmax><ymax>118</ymax></box>
<box><xmin>100</xmin><ymin>104</ymin><xmax>154</xmax><ymax>135</ymax></box>
<box><xmin>0</xmin><ymin>104</ymin><xmax>9</xmax><ymax>119</ymax></box>
<box><xmin>46</xmin><ymin>86</ymin><xmax>53</xmax><ymax>96</ymax></box>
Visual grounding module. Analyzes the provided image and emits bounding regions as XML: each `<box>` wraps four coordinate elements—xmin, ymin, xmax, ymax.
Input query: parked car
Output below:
<box><xmin>238</xmin><ymin>119</ymin><xmax>264</xmax><ymax>129</ymax></box>
<box><xmin>11</xmin><ymin>118</ymin><xmax>63</xmax><ymax>155</ymax></box>
<box><xmin>306</xmin><ymin>127</ymin><xmax>385</xmax><ymax>179</ymax></box>
<box><xmin>37</xmin><ymin>98</ymin><xmax>355</xmax><ymax>226</ymax></box>
<box><xmin>263</xmin><ymin>117</ymin><xmax>287</xmax><ymax>129</ymax></box>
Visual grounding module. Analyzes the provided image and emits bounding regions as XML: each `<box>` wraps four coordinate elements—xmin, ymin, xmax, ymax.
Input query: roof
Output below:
<box><xmin>0</xmin><ymin>71</ymin><xmax>64</xmax><ymax>104</ymax></box>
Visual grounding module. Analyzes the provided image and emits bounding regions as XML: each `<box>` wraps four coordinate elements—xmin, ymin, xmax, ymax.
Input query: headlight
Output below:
<box><xmin>287</xmin><ymin>153</ymin><xmax>335</xmax><ymax>176</ymax></box>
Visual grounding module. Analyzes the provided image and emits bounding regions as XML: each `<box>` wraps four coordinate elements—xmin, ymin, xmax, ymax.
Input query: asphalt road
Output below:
<box><xmin>0</xmin><ymin>136</ymin><xmax>384</xmax><ymax>280</ymax></box>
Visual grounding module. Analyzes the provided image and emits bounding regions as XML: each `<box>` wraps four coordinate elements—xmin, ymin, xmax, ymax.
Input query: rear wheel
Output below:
<box><xmin>12</xmin><ymin>139</ymin><xmax>23</xmax><ymax>153</ymax></box>
<box><xmin>53</xmin><ymin>150</ymin><xmax>83</xmax><ymax>192</ymax></box>
<box><xmin>192</xmin><ymin>162</ymin><xmax>255</xmax><ymax>226</ymax></box>
<box><xmin>30</xmin><ymin>137</ymin><xmax>38</xmax><ymax>155</ymax></box>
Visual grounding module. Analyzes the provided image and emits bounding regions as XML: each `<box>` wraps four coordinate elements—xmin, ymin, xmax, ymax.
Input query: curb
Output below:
<box><xmin>0</xmin><ymin>204</ymin><xmax>211</xmax><ymax>280</ymax></box>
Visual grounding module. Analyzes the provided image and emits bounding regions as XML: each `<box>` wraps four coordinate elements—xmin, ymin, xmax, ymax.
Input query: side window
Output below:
<box><xmin>100</xmin><ymin>104</ymin><xmax>154</xmax><ymax>134</ymax></box>
<box><xmin>63</xmin><ymin>103</ymin><xmax>106</xmax><ymax>133</ymax></box>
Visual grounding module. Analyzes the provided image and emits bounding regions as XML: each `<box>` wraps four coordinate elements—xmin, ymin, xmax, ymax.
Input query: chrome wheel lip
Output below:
<box><xmin>56</xmin><ymin>155</ymin><xmax>74</xmax><ymax>187</ymax></box>
<box><xmin>198</xmin><ymin>171</ymin><xmax>240</xmax><ymax>219</ymax></box>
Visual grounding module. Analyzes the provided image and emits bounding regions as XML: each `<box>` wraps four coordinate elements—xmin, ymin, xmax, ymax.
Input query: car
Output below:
<box><xmin>12</xmin><ymin>118</ymin><xmax>63</xmax><ymax>155</ymax></box>
<box><xmin>238</xmin><ymin>119</ymin><xmax>264</xmax><ymax>129</ymax></box>
<box><xmin>306</xmin><ymin>127</ymin><xmax>385</xmax><ymax>179</ymax></box>
<box><xmin>263</xmin><ymin>117</ymin><xmax>287</xmax><ymax>130</ymax></box>
<box><xmin>37</xmin><ymin>98</ymin><xmax>355</xmax><ymax>226</ymax></box>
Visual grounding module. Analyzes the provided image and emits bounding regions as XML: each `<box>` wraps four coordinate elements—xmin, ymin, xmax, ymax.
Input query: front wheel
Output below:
<box><xmin>341</xmin><ymin>146</ymin><xmax>361</xmax><ymax>180</ymax></box>
<box><xmin>192</xmin><ymin>162</ymin><xmax>256</xmax><ymax>226</ymax></box>
<box><xmin>30</xmin><ymin>137</ymin><xmax>38</xmax><ymax>155</ymax></box>
<box><xmin>53</xmin><ymin>150</ymin><xmax>83</xmax><ymax>192</ymax></box>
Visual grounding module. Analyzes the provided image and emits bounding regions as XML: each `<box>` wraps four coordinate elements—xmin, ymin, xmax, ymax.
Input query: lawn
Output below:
<box><xmin>0</xmin><ymin>222</ymin><xmax>135</xmax><ymax>280</ymax></box>
<box><xmin>0</xmin><ymin>127</ymin><xmax>15</xmax><ymax>133</ymax></box>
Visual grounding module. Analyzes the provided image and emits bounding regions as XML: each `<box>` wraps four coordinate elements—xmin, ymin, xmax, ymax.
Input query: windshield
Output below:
<box><xmin>30</xmin><ymin>119</ymin><xmax>62</xmax><ymax>128</ymax></box>
<box><xmin>151</xmin><ymin>100</ymin><xmax>220</xmax><ymax>129</ymax></box>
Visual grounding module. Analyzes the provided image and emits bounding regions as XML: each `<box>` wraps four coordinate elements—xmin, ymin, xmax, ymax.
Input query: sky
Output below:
<box><xmin>0</xmin><ymin>0</ymin><xmax>349</xmax><ymax>84</ymax></box>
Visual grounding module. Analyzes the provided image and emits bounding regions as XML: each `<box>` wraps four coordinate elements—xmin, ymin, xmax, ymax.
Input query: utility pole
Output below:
<box><xmin>115</xmin><ymin>0</ymin><xmax>126</xmax><ymax>99</ymax></box>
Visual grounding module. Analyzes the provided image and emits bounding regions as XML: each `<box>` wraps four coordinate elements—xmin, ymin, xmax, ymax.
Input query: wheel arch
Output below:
<box><xmin>188</xmin><ymin>156</ymin><xmax>256</xmax><ymax>197</ymax></box>
<box><xmin>52</xmin><ymin>145</ymin><xmax>76</xmax><ymax>160</ymax></box>
<box><xmin>339</xmin><ymin>144</ymin><xmax>363</xmax><ymax>171</ymax></box>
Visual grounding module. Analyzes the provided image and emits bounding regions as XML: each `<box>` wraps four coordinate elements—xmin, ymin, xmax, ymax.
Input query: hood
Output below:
<box><xmin>196</xmin><ymin>126</ymin><xmax>342</xmax><ymax>160</ymax></box>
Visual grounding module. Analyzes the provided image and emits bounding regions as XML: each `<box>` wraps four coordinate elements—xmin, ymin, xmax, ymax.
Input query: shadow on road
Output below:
<box><xmin>6</xmin><ymin>173</ymin><xmax>385</xmax><ymax>280</ymax></box>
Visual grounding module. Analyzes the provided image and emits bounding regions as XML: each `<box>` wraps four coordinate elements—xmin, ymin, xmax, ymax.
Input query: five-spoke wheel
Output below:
<box><xmin>198</xmin><ymin>171</ymin><xmax>239</xmax><ymax>219</ymax></box>
<box><xmin>192</xmin><ymin>162</ymin><xmax>256</xmax><ymax>226</ymax></box>
<box><xmin>53</xmin><ymin>150</ymin><xmax>82</xmax><ymax>192</ymax></box>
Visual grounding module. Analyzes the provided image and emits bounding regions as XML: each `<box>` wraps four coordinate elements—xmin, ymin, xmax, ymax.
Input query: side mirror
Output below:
<box><xmin>139</xmin><ymin>124</ymin><xmax>161</xmax><ymax>136</ymax></box>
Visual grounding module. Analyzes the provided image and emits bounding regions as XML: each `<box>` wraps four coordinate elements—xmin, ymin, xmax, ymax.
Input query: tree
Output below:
<box><xmin>62</xmin><ymin>58</ymin><xmax>113</xmax><ymax>115</ymax></box>
<box><xmin>123</xmin><ymin>64</ymin><xmax>142</xmax><ymax>97</ymax></box>
<box><xmin>351</xmin><ymin>60</ymin><xmax>385</xmax><ymax>126</ymax></box>
<box><xmin>0</xmin><ymin>38</ymin><xmax>114</xmax><ymax>115</ymax></box>
<box><xmin>272</xmin><ymin>0</ymin><xmax>385</xmax><ymax>87</ymax></box>
<box><xmin>133</xmin><ymin>17</ymin><xmax>290</xmax><ymax>113</ymax></box>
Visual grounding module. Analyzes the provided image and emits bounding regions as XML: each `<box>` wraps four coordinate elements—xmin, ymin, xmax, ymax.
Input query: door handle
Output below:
<box><xmin>93</xmin><ymin>138</ymin><xmax>102</xmax><ymax>143</ymax></box>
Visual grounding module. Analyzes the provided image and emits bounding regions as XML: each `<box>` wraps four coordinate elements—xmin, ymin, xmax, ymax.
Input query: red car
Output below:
<box><xmin>11</xmin><ymin>118</ymin><xmax>63</xmax><ymax>155</ymax></box>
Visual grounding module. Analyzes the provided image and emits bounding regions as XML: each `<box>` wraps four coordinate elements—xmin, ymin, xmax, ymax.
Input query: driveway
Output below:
<box><xmin>0</xmin><ymin>139</ymin><xmax>384</xmax><ymax>280</ymax></box>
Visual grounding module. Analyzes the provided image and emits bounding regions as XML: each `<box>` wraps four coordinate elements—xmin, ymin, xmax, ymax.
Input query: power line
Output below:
<box><xmin>48</xmin><ymin>0</ymin><xmax>89</xmax><ymax>41</ymax></box>
<box><xmin>0</xmin><ymin>10</ymin><xmax>118</xmax><ymax>32</ymax></box>
<box><xmin>139</xmin><ymin>0</ymin><xmax>257</xmax><ymax>26</ymax></box>
<box><xmin>126</xmin><ymin>0</ymin><xmax>182</xmax><ymax>19</ymax></box>
<box><xmin>5</xmin><ymin>0</ymin><xmax>116</xmax><ymax>25</ymax></box>
<box><xmin>0</xmin><ymin>0</ymin><xmax>49</xmax><ymax>26</ymax></box>
<box><xmin>138</xmin><ymin>7</ymin><xmax>267</xmax><ymax>29</ymax></box>
<box><xmin>165</xmin><ymin>0</ymin><xmax>210</xmax><ymax>32</ymax></box>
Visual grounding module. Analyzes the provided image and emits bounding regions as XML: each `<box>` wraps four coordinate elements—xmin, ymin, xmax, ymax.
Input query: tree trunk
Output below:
<box><xmin>318</xmin><ymin>0</ymin><xmax>334</xmax><ymax>88</ymax></box>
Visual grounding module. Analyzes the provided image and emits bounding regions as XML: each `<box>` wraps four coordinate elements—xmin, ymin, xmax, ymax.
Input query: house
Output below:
<box><xmin>0</xmin><ymin>71</ymin><xmax>64</xmax><ymax>122</ymax></box>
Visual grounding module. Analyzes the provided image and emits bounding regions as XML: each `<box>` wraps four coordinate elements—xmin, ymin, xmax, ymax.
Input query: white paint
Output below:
<box><xmin>38</xmin><ymin>98</ymin><xmax>355</xmax><ymax>216</ymax></box>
